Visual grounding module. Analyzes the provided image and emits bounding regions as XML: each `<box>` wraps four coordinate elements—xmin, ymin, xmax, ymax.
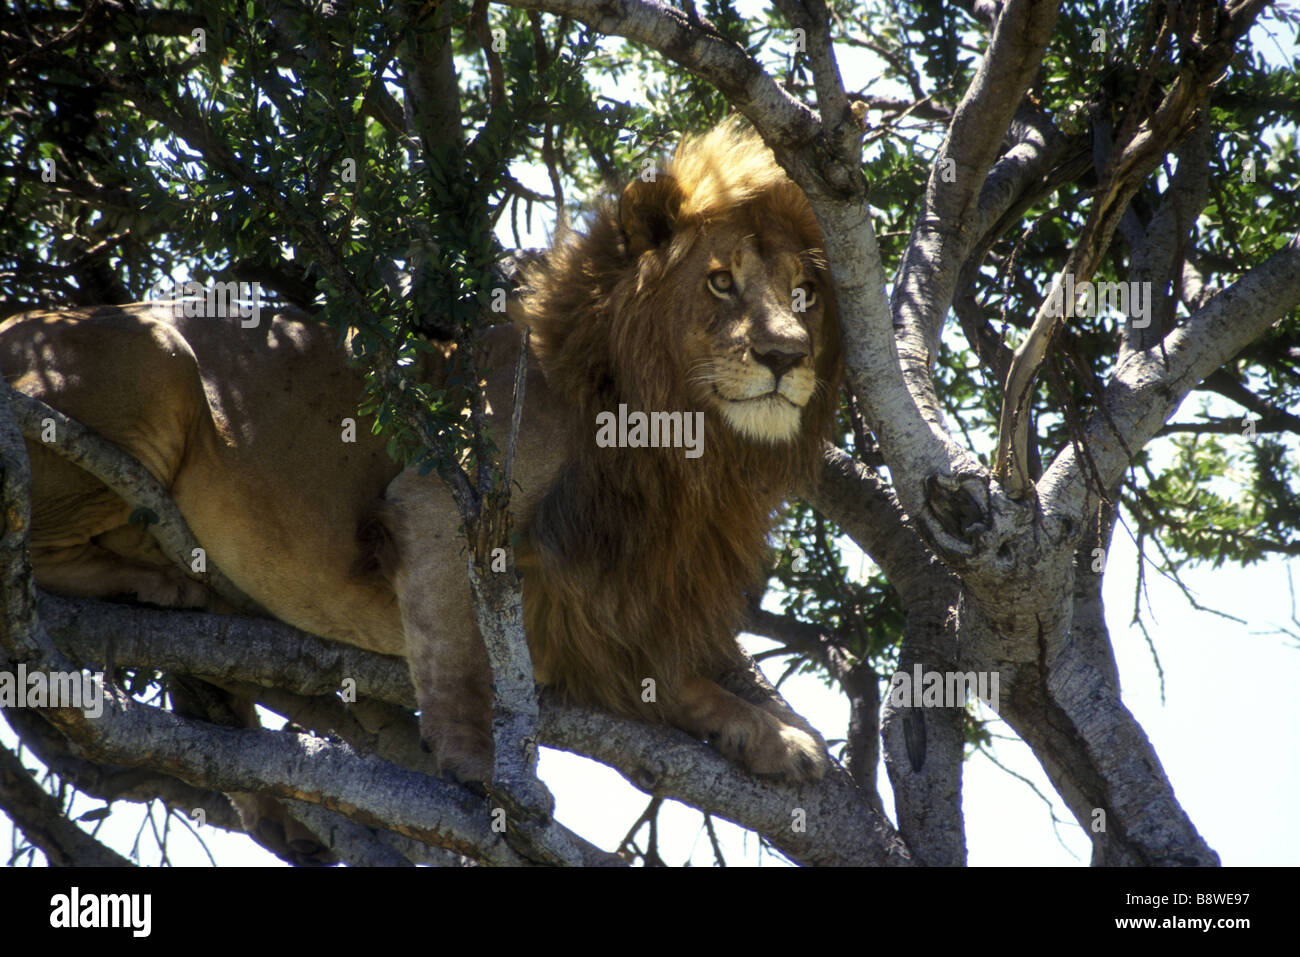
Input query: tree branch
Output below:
<box><xmin>1121</xmin><ymin>121</ymin><xmax>1214</xmax><ymax>355</ymax></box>
<box><xmin>539</xmin><ymin>695</ymin><xmax>911</xmax><ymax>867</ymax></box>
<box><xmin>1041</xmin><ymin>232</ymin><xmax>1300</xmax><ymax>520</ymax></box>
<box><xmin>37</xmin><ymin>591</ymin><xmax>413</xmax><ymax>706</ymax></box>
<box><xmin>0</xmin><ymin>740</ymin><xmax>132</xmax><ymax>866</ymax></box>
<box><xmin>6</xmin><ymin>386</ymin><xmax>260</xmax><ymax>615</ymax></box>
<box><xmin>810</xmin><ymin>444</ymin><xmax>936</xmax><ymax>594</ymax></box>
<box><xmin>879</xmin><ymin>584</ymin><xmax>968</xmax><ymax>866</ymax></box>
<box><xmin>500</xmin><ymin>0</ymin><xmax>820</xmax><ymax>146</ymax></box>
<box><xmin>2</xmin><ymin>706</ymin><xmax>242</xmax><ymax>834</ymax></box>
<box><xmin>893</xmin><ymin>0</ymin><xmax>1062</xmax><ymax>382</ymax></box>
<box><xmin>995</xmin><ymin>0</ymin><xmax>1271</xmax><ymax>494</ymax></box>
<box><xmin>39</xmin><ymin>690</ymin><xmax>535</xmax><ymax>864</ymax></box>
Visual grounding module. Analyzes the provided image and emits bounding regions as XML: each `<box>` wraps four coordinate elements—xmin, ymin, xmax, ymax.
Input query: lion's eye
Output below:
<box><xmin>708</xmin><ymin>271</ymin><xmax>735</xmax><ymax>296</ymax></box>
<box><xmin>793</xmin><ymin>283</ymin><xmax>818</xmax><ymax>311</ymax></box>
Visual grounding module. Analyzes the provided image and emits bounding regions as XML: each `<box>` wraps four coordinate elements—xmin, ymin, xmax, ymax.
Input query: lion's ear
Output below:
<box><xmin>619</xmin><ymin>174</ymin><xmax>684</xmax><ymax>258</ymax></box>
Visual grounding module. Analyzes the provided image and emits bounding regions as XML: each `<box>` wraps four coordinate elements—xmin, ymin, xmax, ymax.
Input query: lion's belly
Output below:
<box><xmin>171</xmin><ymin>434</ymin><xmax>407</xmax><ymax>656</ymax></box>
<box><xmin>167</xmin><ymin>312</ymin><xmax>409</xmax><ymax>656</ymax></box>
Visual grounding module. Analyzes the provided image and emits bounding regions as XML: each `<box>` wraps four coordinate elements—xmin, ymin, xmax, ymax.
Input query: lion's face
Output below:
<box><xmin>526</xmin><ymin>122</ymin><xmax>841</xmax><ymax>460</ymax></box>
<box><xmin>676</xmin><ymin>223</ymin><xmax>827</xmax><ymax>443</ymax></box>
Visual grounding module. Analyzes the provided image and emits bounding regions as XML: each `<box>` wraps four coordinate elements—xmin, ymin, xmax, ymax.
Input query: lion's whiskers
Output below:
<box><xmin>798</xmin><ymin>248</ymin><xmax>829</xmax><ymax>271</ymax></box>
<box><xmin>684</xmin><ymin>357</ymin><xmax>718</xmax><ymax>389</ymax></box>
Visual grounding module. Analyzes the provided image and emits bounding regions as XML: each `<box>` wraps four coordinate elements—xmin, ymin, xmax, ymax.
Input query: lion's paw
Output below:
<box><xmin>711</xmin><ymin>713</ymin><xmax>829</xmax><ymax>783</ymax></box>
<box><xmin>422</xmin><ymin>718</ymin><xmax>494</xmax><ymax>785</ymax></box>
<box><xmin>134</xmin><ymin>567</ymin><xmax>209</xmax><ymax>609</ymax></box>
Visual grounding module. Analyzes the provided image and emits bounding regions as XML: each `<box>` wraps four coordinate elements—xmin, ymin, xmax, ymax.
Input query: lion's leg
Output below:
<box><xmin>381</xmin><ymin>471</ymin><xmax>495</xmax><ymax>784</ymax></box>
<box><xmin>23</xmin><ymin>427</ymin><xmax>210</xmax><ymax>609</ymax></box>
<box><xmin>668</xmin><ymin>677</ymin><xmax>829</xmax><ymax>782</ymax></box>
<box><xmin>31</xmin><ymin>542</ymin><xmax>210</xmax><ymax>609</ymax></box>
<box><xmin>401</xmin><ymin>600</ymin><xmax>495</xmax><ymax>785</ymax></box>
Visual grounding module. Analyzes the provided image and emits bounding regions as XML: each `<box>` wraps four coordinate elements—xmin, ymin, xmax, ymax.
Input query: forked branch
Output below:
<box><xmin>993</xmin><ymin>0</ymin><xmax>1271</xmax><ymax>496</ymax></box>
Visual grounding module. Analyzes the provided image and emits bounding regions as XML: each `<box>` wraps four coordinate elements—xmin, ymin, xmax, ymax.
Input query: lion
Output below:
<box><xmin>0</xmin><ymin>120</ymin><xmax>842</xmax><ymax>815</ymax></box>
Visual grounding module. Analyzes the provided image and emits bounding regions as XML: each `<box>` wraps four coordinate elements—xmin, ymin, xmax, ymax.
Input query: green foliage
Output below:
<box><xmin>768</xmin><ymin>500</ymin><xmax>903</xmax><ymax>679</ymax></box>
<box><xmin>1135</xmin><ymin>429</ymin><xmax>1300</xmax><ymax>569</ymax></box>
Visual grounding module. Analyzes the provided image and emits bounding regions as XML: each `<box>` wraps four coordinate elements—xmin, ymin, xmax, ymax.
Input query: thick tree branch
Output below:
<box><xmin>879</xmin><ymin>584</ymin><xmax>968</xmax><ymax>866</ymax></box>
<box><xmin>809</xmin><ymin>444</ymin><xmax>975</xmax><ymax>843</ymax></box>
<box><xmin>893</xmin><ymin>0</ymin><xmax>1062</xmax><ymax>382</ymax></box>
<box><xmin>466</xmin><ymin>325</ymin><xmax>556</xmax><ymax>831</ymax></box>
<box><xmin>38</xmin><ymin>690</ymin><xmax>535</xmax><ymax>865</ymax></box>
<box><xmin>2</xmin><ymin>706</ymin><xmax>243</xmax><ymax>834</ymax></box>
<box><xmin>38</xmin><ymin>591</ymin><xmax>413</xmax><ymax>706</ymax></box>
<box><xmin>399</xmin><ymin>0</ymin><xmax>464</xmax><ymax>151</ymax></box>
<box><xmin>539</xmin><ymin>695</ymin><xmax>911</xmax><ymax>867</ymax></box>
<box><xmin>770</xmin><ymin>0</ymin><xmax>852</xmax><ymax>151</ymax></box>
<box><xmin>810</xmin><ymin>444</ymin><xmax>939</xmax><ymax>595</ymax></box>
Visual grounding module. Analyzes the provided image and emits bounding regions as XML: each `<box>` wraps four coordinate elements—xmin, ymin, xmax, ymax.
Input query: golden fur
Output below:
<box><xmin>513</xmin><ymin>121</ymin><xmax>841</xmax><ymax>731</ymax></box>
<box><xmin>1</xmin><ymin>120</ymin><xmax>841</xmax><ymax>788</ymax></box>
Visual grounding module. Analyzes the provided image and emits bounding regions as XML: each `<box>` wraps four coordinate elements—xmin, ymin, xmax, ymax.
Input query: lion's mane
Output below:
<box><xmin>515</xmin><ymin>121</ymin><xmax>843</xmax><ymax>718</ymax></box>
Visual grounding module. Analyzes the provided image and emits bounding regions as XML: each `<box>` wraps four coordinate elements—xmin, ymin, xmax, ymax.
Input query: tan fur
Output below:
<box><xmin>1</xmin><ymin>120</ymin><xmax>841</xmax><ymax>787</ymax></box>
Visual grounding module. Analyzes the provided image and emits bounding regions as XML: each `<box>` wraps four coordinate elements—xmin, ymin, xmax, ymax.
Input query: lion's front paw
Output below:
<box><xmin>711</xmin><ymin>713</ymin><xmax>829</xmax><ymax>783</ymax></box>
<box><xmin>677</xmin><ymin>677</ymin><xmax>829</xmax><ymax>783</ymax></box>
<box><xmin>422</xmin><ymin>717</ymin><xmax>494</xmax><ymax>785</ymax></box>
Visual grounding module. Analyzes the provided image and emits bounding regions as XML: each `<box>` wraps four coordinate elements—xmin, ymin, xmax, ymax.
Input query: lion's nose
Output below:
<box><xmin>752</xmin><ymin>345</ymin><xmax>808</xmax><ymax>382</ymax></box>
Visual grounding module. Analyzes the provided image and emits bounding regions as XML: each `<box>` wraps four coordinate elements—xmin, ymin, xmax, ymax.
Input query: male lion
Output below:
<box><xmin>1</xmin><ymin>121</ymin><xmax>842</xmax><ymax>802</ymax></box>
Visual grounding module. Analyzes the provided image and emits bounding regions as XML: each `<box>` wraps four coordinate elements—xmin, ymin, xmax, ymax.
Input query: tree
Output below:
<box><xmin>1</xmin><ymin>0</ymin><xmax>1297</xmax><ymax>866</ymax></box>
